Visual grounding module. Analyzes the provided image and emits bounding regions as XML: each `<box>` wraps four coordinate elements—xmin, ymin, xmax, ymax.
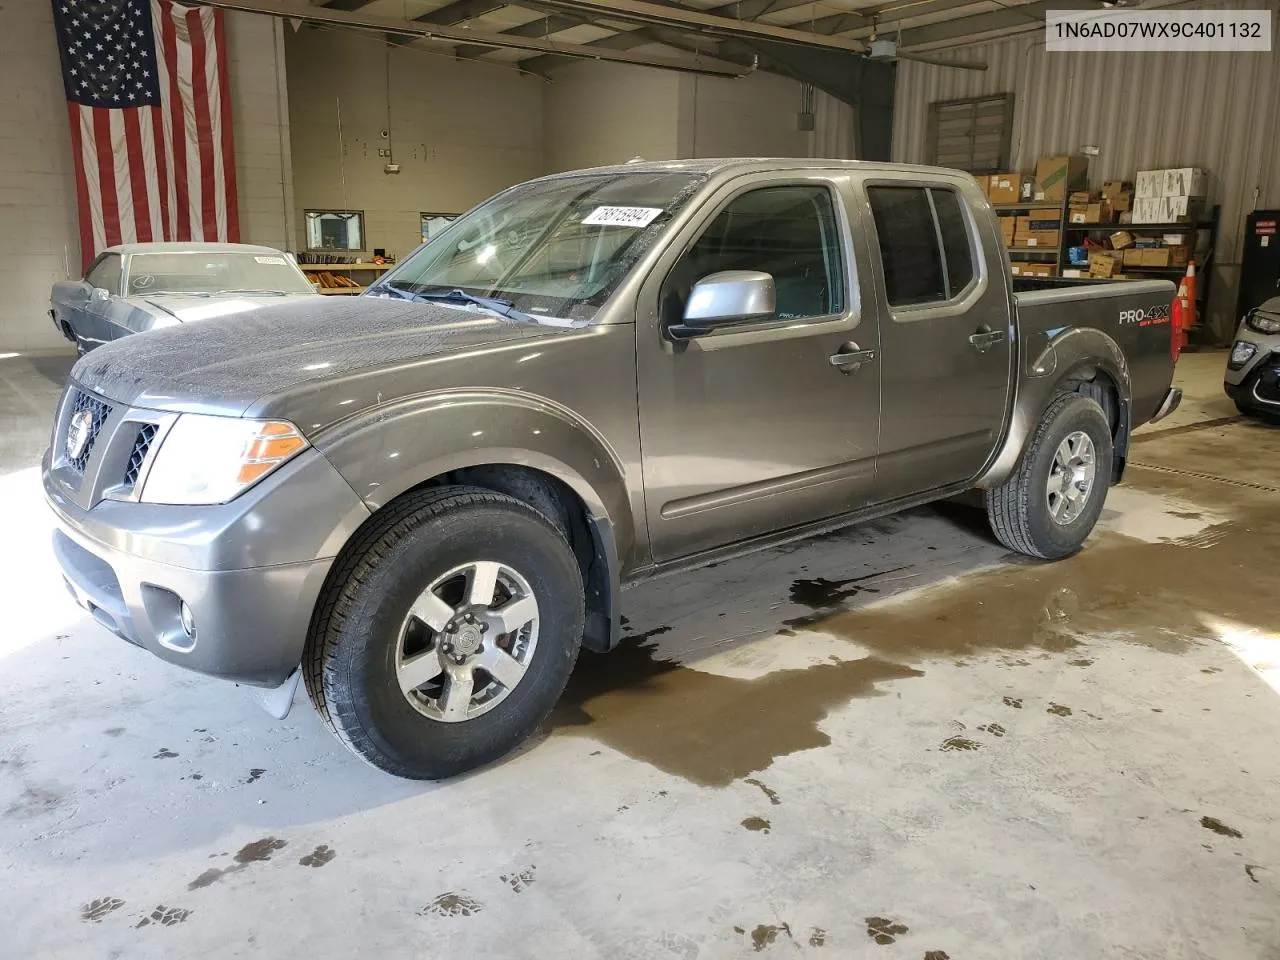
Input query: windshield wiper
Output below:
<box><xmin>410</xmin><ymin>288</ymin><xmax>538</xmax><ymax>324</ymax></box>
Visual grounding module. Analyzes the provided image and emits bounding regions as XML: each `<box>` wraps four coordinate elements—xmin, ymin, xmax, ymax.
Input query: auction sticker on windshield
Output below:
<box><xmin>581</xmin><ymin>206</ymin><xmax>664</xmax><ymax>228</ymax></box>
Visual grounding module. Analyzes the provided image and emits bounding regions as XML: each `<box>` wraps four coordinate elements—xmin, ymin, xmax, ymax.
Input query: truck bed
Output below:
<box><xmin>1013</xmin><ymin>277</ymin><xmax>1178</xmax><ymax>427</ymax></box>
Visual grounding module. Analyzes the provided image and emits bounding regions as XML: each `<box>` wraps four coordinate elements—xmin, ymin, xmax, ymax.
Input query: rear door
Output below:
<box><xmin>636</xmin><ymin>173</ymin><xmax>882</xmax><ymax>562</ymax></box>
<box><xmin>862</xmin><ymin>180</ymin><xmax>1014</xmax><ymax>499</ymax></box>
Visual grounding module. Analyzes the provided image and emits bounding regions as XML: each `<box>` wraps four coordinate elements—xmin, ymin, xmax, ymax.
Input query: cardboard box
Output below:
<box><xmin>1163</xmin><ymin>196</ymin><xmax>1199</xmax><ymax>223</ymax></box>
<box><xmin>1141</xmin><ymin>248</ymin><xmax>1172</xmax><ymax>267</ymax></box>
<box><xmin>1101</xmin><ymin>180</ymin><xmax>1133</xmax><ymax>199</ymax></box>
<box><xmin>1119</xmin><ymin>211</ymin><xmax>1133</xmax><ymax>224</ymax></box>
<box><xmin>1062</xmin><ymin>269</ymin><xmax>1086</xmax><ymax>278</ymax></box>
<box><xmin>1068</xmin><ymin>191</ymin><xmax>1096</xmax><ymax>205</ymax></box>
<box><xmin>1168</xmin><ymin>245</ymin><xmax>1189</xmax><ymax>267</ymax></box>
<box><xmin>986</xmin><ymin>173</ymin><xmax>1023</xmax><ymax>204</ymax></box>
<box><xmin>1110</xmin><ymin>230</ymin><xmax>1135</xmax><ymax>250</ymax></box>
<box><xmin>1110</xmin><ymin>191</ymin><xmax>1133</xmax><ymax>213</ymax></box>
<box><xmin>998</xmin><ymin>216</ymin><xmax>1016</xmax><ymax>246</ymax></box>
<box><xmin>1089</xmin><ymin>252</ymin><xmax>1122</xmax><ymax>278</ymax></box>
<box><xmin>1135</xmin><ymin>169</ymin><xmax>1164</xmax><ymax>199</ymax></box>
<box><xmin>1034</xmin><ymin>155</ymin><xmax>1089</xmax><ymax>203</ymax></box>
<box><xmin>1132</xmin><ymin>197</ymin><xmax>1166</xmax><ymax>224</ymax></box>
<box><xmin>1013</xmin><ymin>261</ymin><xmax>1056</xmax><ymax>277</ymax></box>
<box><xmin>1017</xmin><ymin>230</ymin><xmax>1060</xmax><ymax>248</ymax></box>
<box><xmin>1163</xmin><ymin>167</ymin><xmax>1207</xmax><ymax>197</ymax></box>
<box><xmin>1069</xmin><ymin>201</ymin><xmax>1113</xmax><ymax>225</ymax></box>
<box><xmin>1122</xmin><ymin>248</ymin><xmax>1145</xmax><ymax>266</ymax></box>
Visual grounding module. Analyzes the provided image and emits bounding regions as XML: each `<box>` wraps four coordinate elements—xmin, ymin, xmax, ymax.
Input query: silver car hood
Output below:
<box><xmin>71</xmin><ymin>296</ymin><xmax>573</xmax><ymax>416</ymax></box>
<box><xmin>140</xmin><ymin>292</ymin><xmax>313</xmax><ymax>323</ymax></box>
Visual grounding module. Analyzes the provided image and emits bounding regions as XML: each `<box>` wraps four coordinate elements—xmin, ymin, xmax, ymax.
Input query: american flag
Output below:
<box><xmin>51</xmin><ymin>0</ymin><xmax>240</xmax><ymax>270</ymax></box>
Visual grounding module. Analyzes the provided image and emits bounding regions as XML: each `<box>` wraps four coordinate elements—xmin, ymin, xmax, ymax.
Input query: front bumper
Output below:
<box><xmin>1149</xmin><ymin>386</ymin><xmax>1182</xmax><ymax>424</ymax></box>
<box><xmin>1225</xmin><ymin>347</ymin><xmax>1280</xmax><ymax>413</ymax></box>
<box><xmin>44</xmin><ymin>447</ymin><xmax>370</xmax><ymax>687</ymax></box>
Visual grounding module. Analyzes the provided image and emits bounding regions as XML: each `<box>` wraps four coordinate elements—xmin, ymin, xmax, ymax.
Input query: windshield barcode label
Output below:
<box><xmin>581</xmin><ymin>206</ymin><xmax>664</xmax><ymax>228</ymax></box>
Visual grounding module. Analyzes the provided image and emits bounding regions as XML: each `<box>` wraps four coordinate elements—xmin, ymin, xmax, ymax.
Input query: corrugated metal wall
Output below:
<box><xmin>891</xmin><ymin>0</ymin><xmax>1280</xmax><ymax>340</ymax></box>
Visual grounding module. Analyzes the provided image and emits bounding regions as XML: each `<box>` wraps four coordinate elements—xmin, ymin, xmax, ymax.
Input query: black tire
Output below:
<box><xmin>985</xmin><ymin>393</ymin><xmax>1113</xmax><ymax>560</ymax></box>
<box><xmin>304</xmin><ymin>486</ymin><xmax>584</xmax><ymax>779</ymax></box>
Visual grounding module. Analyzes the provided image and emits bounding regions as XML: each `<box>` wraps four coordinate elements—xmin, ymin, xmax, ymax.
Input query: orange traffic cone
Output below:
<box><xmin>1182</xmin><ymin>260</ymin><xmax>1197</xmax><ymax>333</ymax></box>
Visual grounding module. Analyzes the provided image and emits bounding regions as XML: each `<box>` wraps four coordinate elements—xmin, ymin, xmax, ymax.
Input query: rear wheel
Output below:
<box><xmin>305</xmin><ymin>487</ymin><xmax>584</xmax><ymax>779</ymax></box>
<box><xmin>986</xmin><ymin>394</ymin><xmax>1113</xmax><ymax>560</ymax></box>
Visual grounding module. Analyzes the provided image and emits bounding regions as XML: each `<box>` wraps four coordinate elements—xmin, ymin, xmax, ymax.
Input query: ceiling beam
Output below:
<box><xmin>191</xmin><ymin>0</ymin><xmax>752</xmax><ymax>74</ymax></box>
<box><xmin>498</xmin><ymin>0</ymin><xmax>867</xmax><ymax>51</ymax></box>
<box><xmin>415</xmin><ymin>0</ymin><xmax>509</xmax><ymax>24</ymax></box>
<box><xmin>315</xmin><ymin>0</ymin><xmax>378</xmax><ymax>10</ymax></box>
<box><xmin>896</xmin><ymin>0</ymin><xmax>1097</xmax><ymax>47</ymax></box>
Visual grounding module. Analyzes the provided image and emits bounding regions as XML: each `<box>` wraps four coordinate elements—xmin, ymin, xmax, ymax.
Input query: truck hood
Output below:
<box><xmin>139</xmin><ymin>292</ymin><xmax>314</xmax><ymax>323</ymax></box>
<box><xmin>71</xmin><ymin>296</ymin><xmax>569</xmax><ymax>415</ymax></box>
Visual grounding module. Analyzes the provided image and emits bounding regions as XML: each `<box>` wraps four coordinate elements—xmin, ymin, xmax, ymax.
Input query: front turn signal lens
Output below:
<box><xmin>140</xmin><ymin>415</ymin><xmax>311</xmax><ymax>505</ymax></box>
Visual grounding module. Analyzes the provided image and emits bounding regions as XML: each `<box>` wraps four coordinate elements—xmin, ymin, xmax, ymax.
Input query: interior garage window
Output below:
<box><xmin>925</xmin><ymin>94</ymin><xmax>1014</xmax><ymax>174</ymax></box>
<box><xmin>305</xmin><ymin>210</ymin><xmax>365</xmax><ymax>251</ymax></box>
<box><xmin>867</xmin><ymin>186</ymin><xmax>975</xmax><ymax>308</ymax></box>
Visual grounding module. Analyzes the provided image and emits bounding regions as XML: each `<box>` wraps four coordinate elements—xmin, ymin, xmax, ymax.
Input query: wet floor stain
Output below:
<box><xmin>421</xmin><ymin>893</ymin><xmax>483</xmax><ymax>918</ymax></box>
<box><xmin>501</xmin><ymin>867</ymin><xmax>536</xmax><ymax>893</ymax></box>
<box><xmin>789</xmin><ymin>567</ymin><xmax>911</xmax><ymax>611</ymax></box>
<box><xmin>243</xmin><ymin>768</ymin><xmax>266</xmax><ymax>785</ymax></box>
<box><xmin>135</xmin><ymin>905</ymin><xmax>191</xmax><ymax>928</ymax></box>
<box><xmin>865</xmin><ymin>916</ymin><xmax>909</xmax><ymax>945</ymax></box>
<box><xmin>939</xmin><ymin>736</ymin><xmax>981</xmax><ymax>752</ymax></box>
<box><xmin>1245</xmin><ymin>864</ymin><xmax>1263</xmax><ymax>883</ymax></box>
<box><xmin>549</xmin><ymin>637</ymin><xmax>921</xmax><ymax>786</ymax></box>
<box><xmin>1067</xmin><ymin>658</ymin><xmax>1094</xmax><ymax>667</ymax></box>
<box><xmin>1201</xmin><ymin>816</ymin><xmax>1243</xmax><ymax>838</ymax></box>
<box><xmin>4</xmin><ymin>785</ymin><xmax>64</xmax><ymax>819</ymax></box>
<box><xmin>1201</xmin><ymin>666</ymin><xmax>1222</xmax><ymax>674</ymax></box>
<box><xmin>1047</xmin><ymin>703</ymin><xmax>1073</xmax><ymax>717</ymax></box>
<box><xmin>103</xmin><ymin>728</ymin><xmax>125</xmax><ymax>737</ymax></box>
<box><xmin>977</xmin><ymin>723</ymin><xmax>1006</xmax><ymax>738</ymax></box>
<box><xmin>555</xmin><ymin>490</ymin><xmax>1280</xmax><ymax>786</ymax></box>
<box><xmin>741</xmin><ymin>816</ymin><xmax>771</xmax><ymax>832</ymax></box>
<box><xmin>808</xmin><ymin>927</ymin><xmax>826</xmax><ymax>947</ymax></box>
<box><xmin>1003</xmin><ymin>697</ymin><xmax>1023</xmax><ymax>709</ymax></box>
<box><xmin>748</xmin><ymin>923</ymin><xmax>790</xmax><ymax>952</ymax></box>
<box><xmin>923</xmin><ymin>952</ymin><xmax>952</xmax><ymax>960</ymax></box>
<box><xmin>188</xmin><ymin>837</ymin><xmax>288</xmax><ymax>890</ymax></box>
<box><xmin>298</xmin><ymin>845</ymin><xmax>335</xmax><ymax>868</ymax></box>
<box><xmin>744</xmin><ymin>777</ymin><xmax>782</xmax><ymax>805</ymax></box>
<box><xmin>152</xmin><ymin>748</ymin><xmax>178</xmax><ymax>759</ymax></box>
<box><xmin>81</xmin><ymin>897</ymin><xmax>124</xmax><ymax>922</ymax></box>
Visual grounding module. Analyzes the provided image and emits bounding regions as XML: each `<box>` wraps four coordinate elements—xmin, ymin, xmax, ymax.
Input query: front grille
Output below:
<box><xmin>67</xmin><ymin>390</ymin><xmax>112</xmax><ymax>474</ymax></box>
<box><xmin>123</xmin><ymin>423</ymin><xmax>159</xmax><ymax>490</ymax></box>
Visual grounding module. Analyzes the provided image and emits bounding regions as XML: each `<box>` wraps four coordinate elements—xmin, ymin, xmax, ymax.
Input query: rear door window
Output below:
<box><xmin>867</xmin><ymin>186</ymin><xmax>976</xmax><ymax>308</ymax></box>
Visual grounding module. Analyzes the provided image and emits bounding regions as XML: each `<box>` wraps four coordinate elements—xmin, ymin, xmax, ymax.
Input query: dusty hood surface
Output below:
<box><xmin>138</xmin><ymin>293</ymin><xmax>313</xmax><ymax>324</ymax></box>
<box><xmin>72</xmin><ymin>296</ymin><xmax>564</xmax><ymax>414</ymax></box>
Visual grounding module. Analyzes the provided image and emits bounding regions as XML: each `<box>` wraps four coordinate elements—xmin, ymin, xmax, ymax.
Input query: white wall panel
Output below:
<box><xmin>891</xmin><ymin>0</ymin><xmax>1280</xmax><ymax>338</ymax></box>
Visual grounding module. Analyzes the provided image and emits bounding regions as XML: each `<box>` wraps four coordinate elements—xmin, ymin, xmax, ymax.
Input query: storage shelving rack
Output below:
<box><xmin>1059</xmin><ymin>205</ymin><xmax>1220</xmax><ymax>320</ymax></box>
<box><xmin>994</xmin><ymin>197</ymin><xmax>1069</xmax><ymax>277</ymax></box>
<box><xmin>298</xmin><ymin>262</ymin><xmax>394</xmax><ymax>296</ymax></box>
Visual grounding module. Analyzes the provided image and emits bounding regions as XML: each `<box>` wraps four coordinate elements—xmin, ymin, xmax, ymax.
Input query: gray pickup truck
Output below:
<box><xmin>45</xmin><ymin>159</ymin><xmax>1182</xmax><ymax>779</ymax></box>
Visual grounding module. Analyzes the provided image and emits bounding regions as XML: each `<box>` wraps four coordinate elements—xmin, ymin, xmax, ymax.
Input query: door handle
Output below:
<box><xmin>968</xmin><ymin>329</ymin><xmax>1006</xmax><ymax>353</ymax></box>
<box><xmin>829</xmin><ymin>343</ymin><xmax>877</xmax><ymax>372</ymax></box>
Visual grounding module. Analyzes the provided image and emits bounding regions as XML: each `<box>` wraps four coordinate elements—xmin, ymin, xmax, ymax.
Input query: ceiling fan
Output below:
<box><xmin>864</xmin><ymin>19</ymin><xmax>989</xmax><ymax>70</ymax></box>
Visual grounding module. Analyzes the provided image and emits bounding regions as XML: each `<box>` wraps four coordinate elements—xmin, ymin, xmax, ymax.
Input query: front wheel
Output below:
<box><xmin>985</xmin><ymin>393</ymin><xmax>1113</xmax><ymax>560</ymax></box>
<box><xmin>304</xmin><ymin>486</ymin><xmax>585</xmax><ymax>779</ymax></box>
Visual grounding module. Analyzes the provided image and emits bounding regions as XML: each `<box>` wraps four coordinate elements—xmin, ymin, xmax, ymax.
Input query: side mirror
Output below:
<box><xmin>90</xmin><ymin>287</ymin><xmax>112</xmax><ymax>302</ymax></box>
<box><xmin>671</xmin><ymin>270</ymin><xmax>775</xmax><ymax>339</ymax></box>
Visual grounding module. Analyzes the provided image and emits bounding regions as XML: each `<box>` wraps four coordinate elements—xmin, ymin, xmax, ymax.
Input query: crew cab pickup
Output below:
<box><xmin>45</xmin><ymin>159</ymin><xmax>1182</xmax><ymax>779</ymax></box>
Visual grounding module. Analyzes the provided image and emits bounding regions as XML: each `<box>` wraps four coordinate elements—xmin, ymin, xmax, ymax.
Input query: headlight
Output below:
<box><xmin>1229</xmin><ymin>340</ymin><xmax>1258</xmax><ymax>370</ymax></box>
<box><xmin>1246</xmin><ymin>311</ymin><xmax>1280</xmax><ymax>335</ymax></box>
<box><xmin>140</xmin><ymin>415</ymin><xmax>308</xmax><ymax>505</ymax></box>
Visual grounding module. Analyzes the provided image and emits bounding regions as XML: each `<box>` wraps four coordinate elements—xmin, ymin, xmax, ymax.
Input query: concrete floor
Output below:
<box><xmin>1</xmin><ymin>349</ymin><xmax>1277</xmax><ymax>959</ymax></box>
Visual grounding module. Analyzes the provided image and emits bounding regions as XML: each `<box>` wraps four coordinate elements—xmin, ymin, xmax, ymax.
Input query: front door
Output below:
<box><xmin>637</xmin><ymin>176</ymin><xmax>882</xmax><ymax>563</ymax></box>
<box><xmin>862</xmin><ymin>182</ymin><xmax>1014</xmax><ymax>498</ymax></box>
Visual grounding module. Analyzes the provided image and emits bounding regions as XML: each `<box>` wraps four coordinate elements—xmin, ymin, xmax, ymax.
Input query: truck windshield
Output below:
<box><xmin>376</xmin><ymin>172</ymin><xmax>705</xmax><ymax>323</ymax></box>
